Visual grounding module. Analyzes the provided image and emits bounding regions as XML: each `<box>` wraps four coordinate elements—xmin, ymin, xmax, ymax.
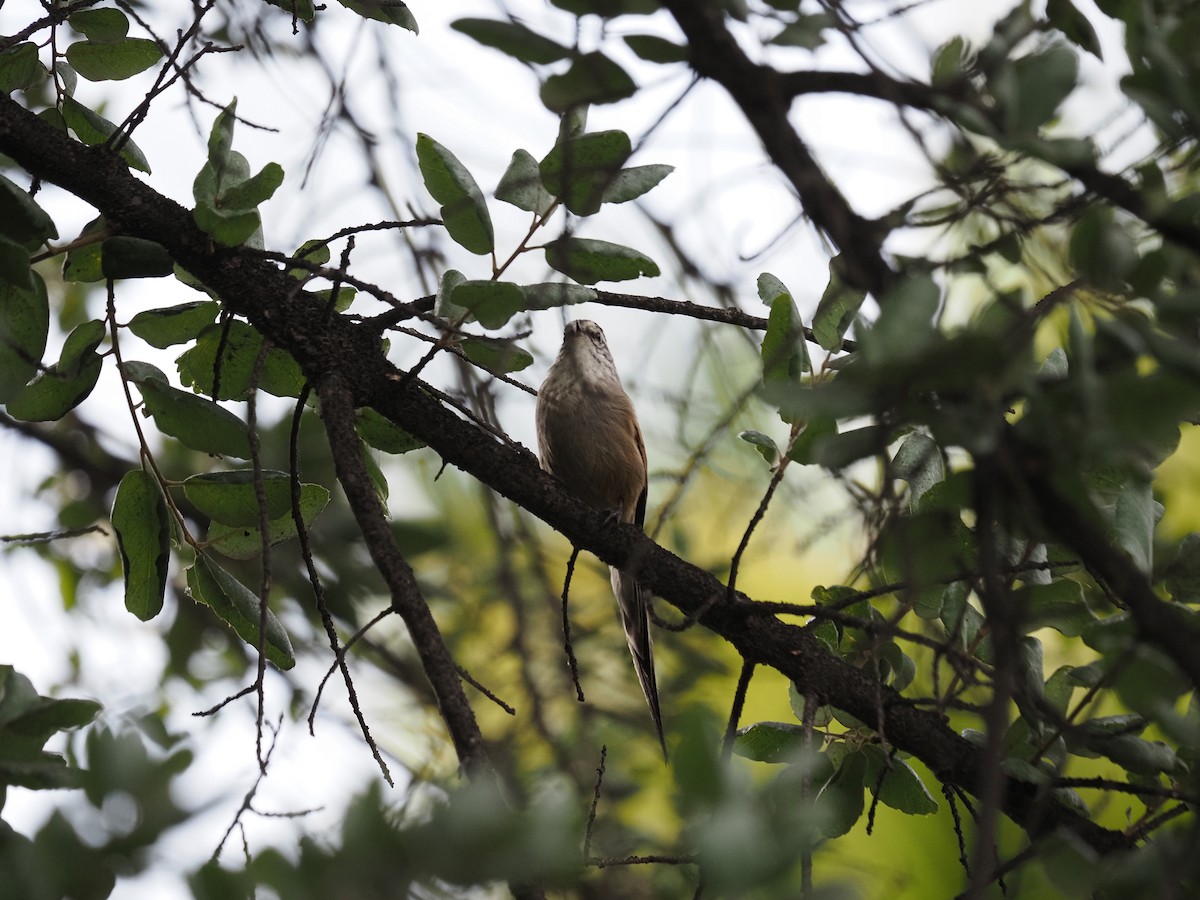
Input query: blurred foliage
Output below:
<box><xmin>3</xmin><ymin>0</ymin><xmax>1200</xmax><ymax>897</ymax></box>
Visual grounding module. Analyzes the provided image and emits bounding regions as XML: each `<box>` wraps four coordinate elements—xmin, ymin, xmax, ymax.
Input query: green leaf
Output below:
<box><xmin>69</xmin><ymin>8</ymin><xmax>130</xmax><ymax>42</ymax></box>
<box><xmin>602</xmin><ymin>164</ymin><xmax>673</xmax><ymax>204</ymax></box>
<box><xmin>176</xmin><ymin>320</ymin><xmax>306</xmax><ymax>400</ymax></box>
<box><xmin>862</xmin><ymin>746</ymin><xmax>938</xmax><ymax>815</ymax></box>
<box><xmin>416</xmin><ymin>133</ymin><xmax>494</xmax><ymax>255</ymax></box>
<box><xmin>1004</xmin><ymin>45</ymin><xmax>1078</xmax><ymax>134</ymax></box>
<box><xmin>356</xmin><ymin>407</ymin><xmax>425</xmax><ymax>454</ymax></box>
<box><xmin>124</xmin><ymin>361</ymin><xmax>251</xmax><ymax>458</ymax></box>
<box><xmin>128</xmin><ymin>301</ymin><xmax>220</xmax><ymax>349</ymax></box>
<box><xmin>0</xmin><ymin>274</ymin><xmax>49</xmax><ymax>403</ymax></box>
<box><xmin>519</xmin><ymin>282</ymin><xmax>596</xmax><ymax>310</ymax></box>
<box><xmin>0</xmin><ymin>237</ymin><xmax>32</xmax><ymax>289</ymax></box>
<box><xmin>219</xmin><ymin>162</ymin><xmax>284</xmax><ymax>210</ymax></box>
<box><xmin>859</xmin><ymin>272</ymin><xmax>940</xmax><ymax>367</ymax></box>
<box><xmin>892</xmin><ymin>432</ymin><xmax>944</xmax><ymax>508</ymax></box>
<box><xmin>759</xmin><ymin>273</ymin><xmax>810</xmax><ymax>393</ymax></box>
<box><xmin>1069</xmin><ymin>206</ymin><xmax>1138</xmax><ymax>291</ymax></box>
<box><xmin>186</xmin><ymin>557</ymin><xmax>296</xmax><ymax>669</ymax></box>
<box><xmin>111</xmin><ymin>469</ymin><xmax>171</xmax><ymax>621</ymax></box>
<box><xmin>61</xmin><ymin>97</ymin><xmax>151</xmax><ymax>173</ymax></box>
<box><xmin>540</xmin><ymin>52</ymin><xmax>636</xmax><ymax>113</ymax></box>
<box><xmin>263</xmin><ymin>0</ymin><xmax>317</xmax><ymax>22</ymax></box>
<box><xmin>434</xmin><ymin>268</ymin><xmax>469</xmax><ymax>319</ymax></box>
<box><xmin>495</xmin><ymin>149</ymin><xmax>556</xmax><ymax>215</ymax></box>
<box><xmin>1046</xmin><ymin>0</ymin><xmax>1102</xmax><ymax>60</ymax></box>
<box><xmin>205</xmin><ymin>484</ymin><xmax>331</xmax><ymax>560</ymax></box>
<box><xmin>1164</xmin><ymin>533</ymin><xmax>1200</xmax><ymax>603</ymax></box>
<box><xmin>544</xmin><ymin>237</ymin><xmax>659</xmax><ymax>284</ymax></box>
<box><xmin>6</xmin><ymin>319</ymin><xmax>105</xmax><ymax>422</ymax></box>
<box><xmin>1114</xmin><ymin>477</ymin><xmax>1154</xmax><ymax>574</ymax></box>
<box><xmin>449</xmin><ymin>281</ymin><xmax>527</xmax><ymax>329</ymax></box>
<box><xmin>451</xmin><ymin>18</ymin><xmax>569</xmax><ymax>64</ymax></box>
<box><xmin>1016</xmin><ymin>579</ymin><xmax>1095</xmax><ymax>637</ymax></box>
<box><xmin>459</xmin><ymin>336</ymin><xmax>534</xmax><ymax>374</ymax></box>
<box><xmin>769</xmin><ymin>13</ymin><xmax>834</xmax><ymax>49</ymax></box>
<box><xmin>0</xmin><ymin>174</ymin><xmax>58</xmax><ymax>250</ymax></box>
<box><xmin>0</xmin><ymin>42</ymin><xmax>46</xmax><ymax>93</ymax></box>
<box><xmin>623</xmin><ymin>34</ymin><xmax>689</xmax><ymax>64</ymax></box>
<box><xmin>732</xmin><ymin>721</ymin><xmax>808</xmax><ymax>763</ymax></box>
<box><xmin>739</xmin><ymin>429</ymin><xmax>779</xmax><ymax>464</ymax></box>
<box><xmin>786</xmin><ymin>416</ymin><xmax>837</xmax><ymax>465</ymax></box>
<box><xmin>336</xmin><ymin>0</ymin><xmax>418</xmax><ymax>32</ymax></box>
<box><xmin>815</xmin><ymin>750</ymin><xmax>866</xmax><ymax>838</ymax></box>
<box><xmin>66</xmin><ymin>38</ymin><xmax>162</xmax><ymax>82</ymax></box>
<box><xmin>539</xmin><ymin>129</ymin><xmax>631</xmax><ymax>216</ymax></box>
<box><xmin>61</xmin><ymin>215</ymin><xmax>107</xmax><ymax>282</ymax></box>
<box><xmin>182</xmin><ymin>470</ymin><xmax>295</xmax><ymax>527</ymax></box>
<box><xmin>813</xmin><ymin>255</ymin><xmax>866</xmax><ymax>351</ymax></box>
<box><xmin>550</xmin><ymin>0</ymin><xmax>658</xmax><ymax>14</ymax></box>
<box><xmin>102</xmin><ymin>236</ymin><xmax>173</xmax><ymax>279</ymax></box>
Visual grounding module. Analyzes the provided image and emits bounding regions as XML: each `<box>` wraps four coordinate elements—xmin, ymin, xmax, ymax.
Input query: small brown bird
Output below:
<box><xmin>536</xmin><ymin>319</ymin><xmax>665</xmax><ymax>757</ymax></box>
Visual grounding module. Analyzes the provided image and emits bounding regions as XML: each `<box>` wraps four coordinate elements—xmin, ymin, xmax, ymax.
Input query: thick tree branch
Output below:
<box><xmin>661</xmin><ymin>1</ymin><xmax>895</xmax><ymax>298</ymax></box>
<box><xmin>0</xmin><ymin>93</ymin><xmax>1130</xmax><ymax>857</ymax></box>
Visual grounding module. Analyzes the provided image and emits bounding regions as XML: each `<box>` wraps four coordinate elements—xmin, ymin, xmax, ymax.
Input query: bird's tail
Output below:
<box><xmin>611</xmin><ymin>566</ymin><xmax>667</xmax><ymax>760</ymax></box>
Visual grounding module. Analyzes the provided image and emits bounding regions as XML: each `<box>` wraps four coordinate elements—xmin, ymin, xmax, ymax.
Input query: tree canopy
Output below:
<box><xmin>2</xmin><ymin>0</ymin><xmax>1200</xmax><ymax>897</ymax></box>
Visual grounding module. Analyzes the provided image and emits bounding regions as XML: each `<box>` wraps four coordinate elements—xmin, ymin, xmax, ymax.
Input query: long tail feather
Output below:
<box><xmin>611</xmin><ymin>566</ymin><xmax>667</xmax><ymax>760</ymax></box>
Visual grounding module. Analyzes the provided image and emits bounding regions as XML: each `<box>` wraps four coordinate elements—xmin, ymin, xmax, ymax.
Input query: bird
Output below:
<box><xmin>535</xmin><ymin>319</ymin><xmax>666</xmax><ymax>758</ymax></box>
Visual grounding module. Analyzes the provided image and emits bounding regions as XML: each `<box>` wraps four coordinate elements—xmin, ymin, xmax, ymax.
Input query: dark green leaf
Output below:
<box><xmin>205</xmin><ymin>484</ymin><xmax>330</xmax><ymax>560</ymax></box>
<box><xmin>102</xmin><ymin>236</ymin><xmax>173</xmax><ymax>279</ymax></box>
<box><xmin>1164</xmin><ymin>533</ymin><xmax>1200</xmax><ymax>603</ymax></box>
<box><xmin>66</xmin><ymin>38</ymin><xmax>162</xmax><ymax>82</ymax></box>
<box><xmin>1069</xmin><ymin>206</ymin><xmax>1138</xmax><ymax>291</ymax></box>
<box><xmin>193</xmin><ymin>198</ymin><xmax>261</xmax><ymax>247</ymax></box>
<box><xmin>111</xmin><ymin>469</ymin><xmax>171</xmax><ymax>621</ymax></box>
<box><xmin>61</xmin><ymin>216</ymin><xmax>107</xmax><ymax>282</ymax></box>
<box><xmin>862</xmin><ymin>746</ymin><xmax>938</xmax><ymax>814</ymax></box>
<box><xmin>0</xmin><ymin>237</ymin><xmax>32</xmax><ymax>289</ymax></box>
<box><xmin>1114</xmin><ymin>477</ymin><xmax>1154</xmax><ymax>574</ymax></box>
<box><xmin>6</xmin><ymin>319</ymin><xmax>105</xmax><ymax>422</ymax></box>
<box><xmin>495</xmin><ymin>149</ymin><xmax>555</xmax><ymax>215</ymax></box>
<box><xmin>69</xmin><ymin>8</ymin><xmax>129</xmax><ymax>42</ymax></box>
<box><xmin>769</xmin><ymin>13</ymin><xmax>834</xmax><ymax>49</ymax></box>
<box><xmin>0</xmin><ymin>42</ymin><xmax>46</xmax><ymax>92</ymax></box>
<box><xmin>623</xmin><ymin>34</ymin><xmax>688</xmax><ymax>63</ymax></box>
<box><xmin>182</xmin><ymin>470</ymin><xmax>295</xmax><ymax>527</ymax></box>
<box><xmin>356</xmin><ymin>407</ymin><xmax>425</xmax><ymax>454</ymax></box>
<box><xmin>61</xmin><ymin>97</ymin><xmax>151</xmax><ymax>172</ymax></box>
<box><xmin>124</xmin><ymin>361</ymin><xmax>251</xmax><ymax>458</ymax></box>
<box><xmin>540</xmin><ymin>129</ymin><xmax>631</xmax><ymax>216</ymax></box>
<box><xmin>0</xmin><ymin>173</ymin><xmax>58</xmax><ymax>250</ymax></box>
<box><xmin>786</xmin><ymin>416</ymin><xmax>837</xmax><ymax>465</ymax></box>
<box><xmin>815</xmin><ymin>750</ymin><xmax>866</xmax><ymax>838</ymax></box>
<box><xmin>451</xmin><ymin>18</ymin><xmax>569</xmax><ymax>64</ymax></box>
<box><xmin>0</xmin><ymin>274</ymin><xmax>48</xmax><ymax>403</ymax></box>
<box><xmin>550</xmin><ymin>0</ymin><xmax>659</xmax><ymax>15</ymax></box>
<box><xmin>336</xmin><ymin>0</ymin><xmax>418</xmax><ymax>32</ymax></box>
<box><xmin>540</xmin><ymin>52</ymin><xmax>636</xmax><ymax>113</ymax></box>
<box><xmin>128</xmin><ymin>301</ymin><xmax>220</xmax><ymax>349</ymax></box>
<box><xmin>732</xmin><ymin>721</ymin><xmax>808</xmax><ymax>763</ymax></box>
<box><xmin>186</xmin><ymin>557</ymin><xmax>296</xmax><ymax>669</ymax></box>
<box><xmin>263</xmin><ymin>0</ymin><xmax>317</xmax><ymax>22</ymax></box>
<box><xmin>1016</xmin><ymin>579</ymin><xmax>1095</xmax><ymax>636</ymax></box>
<box><xmin>544</xmin><ymin>237</ymin><xmax>659</xmax><ymax>284</ymax></box>
<box><xmin>602</xmin><ymin>164</ymin><xmax>673</xmax><ymax>204</ymax></box>
<box><xmin>859</xmin><ymin>272</ymin><xmax>940</xmax><ymax>367</ymax></box>
<box><xmin>813</xmin><ymin>256</ymin><xmax>866</xmax><ymax>351</ymax></box>
<box><xmin>416</xmin><ymin>133</ymin><xmax>494</xmax><ymax>255</ymax></box>
<box><xmin>449</xmin><ymin>281</ymin><xmax>527</xmax><ymax>329</ymax></box>
<box><xmin>1046</xmin><ymin>0</ymin><xmax>1103</xmax><ymax>60</ymax></box>
<box><xmin>1005</xmin><ymin>45</ymin><xmax>1078</xmax><ymax>134</ymax></box>
<box><xmin>459</xmin><ymin>336</ymin><xmax>534</xmax><ymax>373</ymax></box>
<box><xmin>812</xmin><ymin>423</ymin><xmax>885</xmax><ymax>470</ymax></box>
